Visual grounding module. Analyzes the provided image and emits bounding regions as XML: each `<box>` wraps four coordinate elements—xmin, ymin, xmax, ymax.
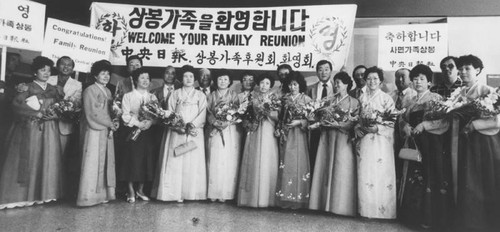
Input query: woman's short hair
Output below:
<box><xmin>315</xmin><ymin>60</ymin><xmax>332</xmax><ymax>72</ymax></box>
<box><xmin>410</xmin><ymin>64</ymin><xmax>433</xmax><ymax>82</ymax></box>
<box><xmin>90</xmin><ymin>60</ymin><xmax>112</xmax><ymax>77</ymax></box>
<box><xmin>212</xmin><ymin>69</ymin><xmax>233</xmax><ymax>89</ymax></box>
<box><xmin>333</xmin><ymin>71</ymin><xmax>354</xmax><ymax>91</ymax></box>
<box><xmin>363</xmin><ymin>66</ymin><xmax>384</xmax><ymax>82</ymax></box>
<box><xmin>457</xmin><ymin>54</ymin><xmax>484</xmax><ymax>73</ymax></box>
<box><xmin>177</xmin><ymin>65</ymin><xmax>195</xmax><ymax>82</ymax></box>
<box><xmin>131</xmin><ymin>67</ymin><xmax>150</xmax><ymax>86</ymax></box>
<box><xmin>284</xmin><ymin>71</ymin><xmax>307</xmax><ymax>93</ymax></box>
<box><xmin>257</xmin><ymin>73</ymin><xmax>275</xmax><ymax>88</ymax></box>
<box><xmin>31</xmin><ymin>56</ymin><xmax>54</xmax><ymax>73</ymax></box>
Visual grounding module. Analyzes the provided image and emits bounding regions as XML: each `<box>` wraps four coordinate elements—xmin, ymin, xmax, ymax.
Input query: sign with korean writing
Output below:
<box><xmin>378</xmin><ymin>23</ymin><xmax>448</xmax><ymax>72</ymax></box>
<box><xmin>42</xmin><ymin>18</ymin><xmax>113</xmax><ymax>73</ymax></box>
<box><xmin>0</xmin><ymin>0</ymin><xmax>45</xmax><ymax>51</ymax></box>
<box><xmin>90</xmin><ymin>2</ymin><xmax>357</xmax><ymax>71</ymax></box>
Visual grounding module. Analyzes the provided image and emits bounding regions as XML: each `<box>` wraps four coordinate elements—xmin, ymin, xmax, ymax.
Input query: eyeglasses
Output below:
<box><xmin>440</xmin><ymin>64</ymin><xmax>455</xmax><ymax>70</ymax></box>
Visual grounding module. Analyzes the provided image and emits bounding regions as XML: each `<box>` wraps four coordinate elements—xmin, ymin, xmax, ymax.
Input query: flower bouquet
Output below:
<box><xmin>108</xmin><ymin>94</ymin><xmax>123</xmax><ymax>138</ymax></box>
<box><xmin>359</xmin><ymin>106</ymin><xmax>404</xmax><ymax>127</ymax></box>
<box><xmin>303</xmin><ymin>99</ymin><xmax>327</xmax><ymax>122</ymax></box>
<box><xmin>126</xmin><ymin>100</ymin><xmax>160</xmax><ymax>141</ymax></box>
<box><xmin>274</xmin><ymin>99</ymin><xmax>308</xmax><ymax>143</ymax></box>
<box><xmin>424</xmin><ymin>87</ymin><xmax>500</xmax><ymax>123</ymax></box>
<box><xmin>48</xmin><ymin>99</ymin><xmax>81</xmax><ymax>122</ymax></box>
<box><xmin>210</xmin><ymin>101</ymin><xmax>246</xmax><ymax>146</ymax></box>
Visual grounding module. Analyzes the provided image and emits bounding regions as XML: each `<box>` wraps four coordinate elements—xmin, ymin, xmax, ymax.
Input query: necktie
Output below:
<box><xmin>321</xmin><ymin>83</ymin><xmax>328</xmax><ymax>99</ymax></box>
<box><xmin>396</xmin><ymin>91</ymin><xmax>403</xmax><ymax>110</ymax></box>
<box><xmin>203</xmin><ymin>88</ymin><xmax>208</xmax><ymax>95</ymax></box>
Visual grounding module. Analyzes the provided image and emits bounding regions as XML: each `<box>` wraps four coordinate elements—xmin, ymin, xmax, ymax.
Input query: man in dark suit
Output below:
<box><xmin>151</xmin><ymin>65</ymin><xmax>181</xmax><ymax>109</ymax></box>
<box><xmin>306</xmin><ymin>60</ymin><xmax>334</xmax><ymax>174</ymax></box>
<box><xmin>116</xmin><ymin>55</ymin><xmax>142</xmax><ymax>97</ymax></box>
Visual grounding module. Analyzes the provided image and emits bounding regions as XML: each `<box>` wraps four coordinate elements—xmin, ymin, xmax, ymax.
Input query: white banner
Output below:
<box><xmin>90</xmin><ymin>2</ymin><xmax>357</xmax><ymax>71</ymax></box>
<box><xmin>378</xmin><ymin>23</ymin><xmax>448</xmax><ymax>72</ymax></box>
<box><xmin>0</xmin><ymin>0</ymin><xmax>45</xmax><ymax>51</ymax></box>
<box><xmin>42</xmin><ymin>18</ymin><xmax>113</xmax><ymax>73</ymax></box>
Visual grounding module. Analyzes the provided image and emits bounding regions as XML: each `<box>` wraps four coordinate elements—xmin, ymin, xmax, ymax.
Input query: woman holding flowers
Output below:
<box><xmin>455</xmin><ymin>55</ymin><xmax>500</xmax><ymax>231</ymax></box>
<box><xmin>398</xmin><ymin>64</ymin><xmax>452</xmax><ymax>228</ymax></box>
<box><xmin>309</xmin><ymin>72</ymin><xmax>360</xmax><ymax>216</ymax></box>
<box><xmin>119</xmin><ymin>68</ymin><xmax>157</xmax><ymax>203</ymax></box>
<box><xmin>275</xmin><ymin>71</ymin><xmax>312</xmax><ymax>209</ymax></box>
<box><xmin>152</xmin><ymin>65</ymin><xmax>207</xmax><ymax>202</ymax></box>
<box><xmin>0</xmin><ymin>56</ymin><xmax>63</xmax><ymax>209</ymax></box>
<box><xmin>238</xmin><ymin>73</ymin><xmax>280</xmax><ymax>208</ymax></box>
<box><xmin>206</xmin><ymin>69</ymin><xmax>242</xmax><ymax>202</ymax></box>
<box><xmin>77</xmin><ymin>60</ymin><xmax>119</xmax><ymax>207</ymax></box>
<box><xmin>355</xmin><ymin>66</ymin><xmax>397</xmax><ymax>219</ymax></box>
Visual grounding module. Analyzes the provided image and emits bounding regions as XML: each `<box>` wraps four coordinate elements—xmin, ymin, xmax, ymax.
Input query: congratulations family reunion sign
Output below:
<box><xmin>90</xmin><ymin>2</ymin><xmax>357</xmax><ymax>71</ymax></box>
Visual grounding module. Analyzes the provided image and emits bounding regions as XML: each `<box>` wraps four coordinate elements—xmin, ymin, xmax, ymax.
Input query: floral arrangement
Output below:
<box><xmin>303</xmin><ymin>99</ymin><xmax>327</xmax><ymax>122</ymax></box>
<box><xmin>255</xmin><ymin>93</ymin><xmax>281</xmax><ymax>119</ymax></box>
<box><xmin>274</xmin><ymin>98</ymin><xmax>308</xmax><ymax>143</ymax></box>
<box><xmin>359</xmin><ymin>105</ymin><xmax>404</xmax><ymax>127</ymax></box>
<box><xmin>241</xmin><ymin>93</ymin><xmax>281</xmax><ymax>132</ymax></box>
<box><xmin>108</xmin><ymin>94</ymin><xmax>123</xmax><ymax>138</ymax></box>
<box><xmin>48</xmin><ymin>99</ymin><xmax>81</xmax><ymax>122</ymax></box>
<box><xmin>423</xmin><ymin>87</ymin><xmax>500</xmax><ymax>122</ymax></box>
<box><xmin>210</xmin><ymin>101</ymin><xmax>247</xmax><ymax>146</ymax></box>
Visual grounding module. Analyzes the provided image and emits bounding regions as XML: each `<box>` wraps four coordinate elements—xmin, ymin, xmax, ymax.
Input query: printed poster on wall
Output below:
<box><xmin>90</xmin><ymin>2</ymin><xmax>357</xmax><ymax>71</ymax></box>
<box><xmin>378</xmin><ymin>23</ymin><xmax>448</xmax><ymax>72</ymax></box>
<box><xmin>0</xmin><ymin>0</ymin><xmax>46</xmax><ymax>51</ymax></box>
<box><xmin>42</xmin><ymin>18</ymin><xmax>113</xmax><ymax>73</ymax></box>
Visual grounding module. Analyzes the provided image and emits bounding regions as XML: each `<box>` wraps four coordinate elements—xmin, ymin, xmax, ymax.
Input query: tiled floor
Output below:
<box><xmin>0</xmin><ymin>200</ymin><xmax>421</xmax><ymax>232</ymax></box>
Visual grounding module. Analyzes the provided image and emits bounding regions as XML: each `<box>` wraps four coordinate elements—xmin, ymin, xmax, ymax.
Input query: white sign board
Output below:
<box><xmin>42</xmin><ymin>18</ymin><xmax>113</xmax><ymax>73</ymax></box>
<box><xmin>90</xmin><ymin>2</ymin><xmax>357</xmax><ymax>71</ymax></box>
<box><xmin>378</xmin><ymin>23</ymin><xmax>448</xmax><ymax>72</ymax></box>
<box><xmin>0</xmin><ymin>0</ymin><xmax>45</xmax><ymax>51</ymax></box>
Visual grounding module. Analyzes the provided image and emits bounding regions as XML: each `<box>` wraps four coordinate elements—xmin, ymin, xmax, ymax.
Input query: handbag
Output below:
<box><xmin>174</xmin><ymin>140</ymin><xmax>198</xmax><ymax>157</ymax></box>
<box><xmin>398</xmin><ymin>137</ymin><xmax>422</xmax><ymax>162</ymax></box>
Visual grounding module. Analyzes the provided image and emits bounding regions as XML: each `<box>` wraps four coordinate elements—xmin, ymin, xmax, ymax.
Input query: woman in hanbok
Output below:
<box><xmin>398</xmin><ymin>64</ymin><xmax>452</xmax><ymax>228</ymax></box>
<box><xmin>119</xmin><ymin>68</ymin><xmax>157</xmax><ymax>203</ymax></box>
<box><xmin>238</xmin><ymin>73</ymin><xmax>279</xmax><ymax>208</ymax></box>
<box><xmin>455</xmin><ymin>55</ymin><xmax>500</xmax><ymax>231</ymax></box>
<box><xmin>77</xmin><ymin>60</ymin><xmax>118</xmax><ymax>207</ymax></box>
<box><xmin>206</xmin><ymin>70</ymin><xmax>242</xmax><ymax>202</ymax></box>
<box><xmin>275</xmin><ymin>72</ymin><xmax>312</xmax><ymax>209</ymax></box>
<box><xmin>309</xmin><ymin>72</ymin><xmax>360</xmax><ymax>216</ymax></box>
<box><xmin>354</xmin><ymin>66</ymin><xmax>397</xmax><ymax>219</ymax></box>
<box><xmin>152</xmin><ymin>65</ymin><xmax>207</xmax><ymax>202</ymax></box>
<box><xmin>0</xmin><ymin>56</ymin><xmax>63</xmax><ymax>209</ymax></box>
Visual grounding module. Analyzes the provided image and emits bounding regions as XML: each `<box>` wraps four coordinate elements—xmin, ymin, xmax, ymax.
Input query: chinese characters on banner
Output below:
<box><xmin>378</xmin><ymin>23</ymin><xmax>448</xmax><ymax>72</ymax></box>
<box><xmin>90</xmin><ymin>3</ymin><xmax>357</xmax><ymax>71</ymax></box>
<box><xmin>42</xmin><ymin>18</ymin><xmax>113</xmax><ymax>73</ymax></box>
<box><xmin>0</xmin><ymin>0</ymin><xmax>45</xmax><ymax>51</ymax></box>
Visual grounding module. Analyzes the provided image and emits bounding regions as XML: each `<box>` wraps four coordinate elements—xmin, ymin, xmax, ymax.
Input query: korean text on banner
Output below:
<box><xmin>42</xmin><ymin>18</ymin><xmax>113</xmax><ymax>73</ymax></box>
<box><xmin>0</xmin><ymin>0</ymin><xmax>45</xmax><ymax>51</ymax></box>
<box><xmin>378</xmin><ymin>23</ymin><xmax>448</xmax><ymax>72</ymax></box>
<box><xmin>90</xmin><ymin>2</ymin><xmax>357</xmax><ymax>71</ymax></box>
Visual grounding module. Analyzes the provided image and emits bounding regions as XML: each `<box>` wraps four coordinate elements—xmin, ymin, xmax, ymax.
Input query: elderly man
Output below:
<box><xmin>390</xmin><ymin>68</ymin><xmax>416</xmax><ymax>110</ymax></box>
<box><xmin>430</xmin><ymin>56</ymin><xmax>464</xmax><ymax>98</ymax></box>
<box><xmin>306</xmin><ymin>60</ymin><xmax>334</xmax><ymax>174</ymax></box>
<box><xmin>196</xmin><ymin>68</ymin><xmax>213</xmax><ymax>96</ymax></box>
<box><xmin>151</xmin><ymin>65</ymin><xmax>181</xmax><ymax>109</ymax></box>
